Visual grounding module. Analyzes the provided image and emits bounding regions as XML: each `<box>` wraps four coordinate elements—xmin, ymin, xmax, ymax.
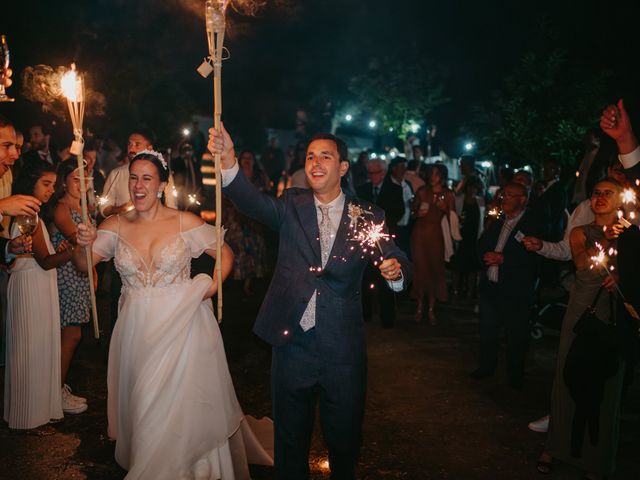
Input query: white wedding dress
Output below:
<box><xmin>93</xmin><ymin>216</ymin><xmax>272</xmax><ymax>479</ymax></box>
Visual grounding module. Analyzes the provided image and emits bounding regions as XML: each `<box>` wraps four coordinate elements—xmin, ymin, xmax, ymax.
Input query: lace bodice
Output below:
<box><xmin>93</xmin><ymin>218</ymin><xmax>220</xmax><ymax>289</ymax></box>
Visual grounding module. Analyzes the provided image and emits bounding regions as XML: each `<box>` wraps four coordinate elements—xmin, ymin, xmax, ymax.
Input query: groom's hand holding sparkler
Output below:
<box><xmin>208</xmin><ymin>124</ymin><xmax>235</xmax><ymax>169</ymax></box>
<box><xmin>379</xmin><ymin>258</ymin><xmax>402</xmax><ymax>281</ymax></box>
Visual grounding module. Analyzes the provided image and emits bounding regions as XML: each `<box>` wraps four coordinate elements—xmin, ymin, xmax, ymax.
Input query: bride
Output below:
<box><xmin>74</xmin><ymin>150</ymin><xmax>271</xmax><ymax>479</ymax></box>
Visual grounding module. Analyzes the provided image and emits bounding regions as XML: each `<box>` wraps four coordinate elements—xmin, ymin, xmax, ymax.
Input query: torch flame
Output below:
<box><xmin>60</xmin><ymin>64</ymin><xmax>83</xmax><ymax>102</ymax></box>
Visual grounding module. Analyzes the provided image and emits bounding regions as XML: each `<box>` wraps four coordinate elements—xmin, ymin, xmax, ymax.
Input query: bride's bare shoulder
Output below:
<box><xmin>98</xmin><ymin>214</ymin><xmax>121</xmax><ymax>233</ymax></box>
<box><xmin>180</xmin><ymin>211</ymin><xmax>205</xmax><ymax>231</ymax></box>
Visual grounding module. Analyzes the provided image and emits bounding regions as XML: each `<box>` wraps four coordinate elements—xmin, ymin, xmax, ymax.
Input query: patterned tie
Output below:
<box><xmin>299</xmin><ymin>204</ymin><xmax>332</xmax><ymax>331</ymax></box>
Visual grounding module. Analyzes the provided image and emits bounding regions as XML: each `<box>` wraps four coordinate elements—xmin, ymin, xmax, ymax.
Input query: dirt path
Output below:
<box><xmin>1</xmin><ymin>284</ymin><xmax>638</xmax><ymax>479</ymax></box>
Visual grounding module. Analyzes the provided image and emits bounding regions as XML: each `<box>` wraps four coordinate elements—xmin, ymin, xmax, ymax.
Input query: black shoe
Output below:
<box><xmin>468</xmin><ymin>369</ymin><xmax>494</xmax><ymax>380</ymax></box>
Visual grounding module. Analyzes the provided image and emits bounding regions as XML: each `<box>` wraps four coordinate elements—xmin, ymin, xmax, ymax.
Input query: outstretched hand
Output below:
<box><xmin>0</xmin><ymin>195</ymin><xmax>41</xmax><ymax>217</ymax></box>
<box><xmin>522</xmin><ymin>236</ymin><xmax>542</xmax><ymax>252</ymax></box>
<box><xmin>207</xmin><ymin>123</ymin><xmax>236</xmax><ymax>169</ymax></box>
<box><xmin>600</xmin><ymin>99</ymin><xmax>638</xmax><ymax>154</ymax></box>
<box><xmin>76</xmin><ymin>223</ymin><xmax>97</xmax><ymax>247</ymax></box>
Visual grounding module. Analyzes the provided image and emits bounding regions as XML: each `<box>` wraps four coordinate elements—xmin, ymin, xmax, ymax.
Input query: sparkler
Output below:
<box><xmin>60</xmin><ymin>64</ymin><xmax>100</xmax><ymax>339</ymax></box>
<box><xmin>589</xmin><ymin>241</ymin><xmax>624</xmax><ymax>297</ymax></box>
<box><xmin>347</xmin><ymin>202</ymin><xmax>390</xmax><ymax>261</ymax></box>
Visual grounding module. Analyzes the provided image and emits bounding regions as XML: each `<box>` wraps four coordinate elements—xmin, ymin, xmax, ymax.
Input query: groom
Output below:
<box><xmin>209</xmin><ymin>126</ymin><xmax>412</xmax><ymax>479</ymax></box>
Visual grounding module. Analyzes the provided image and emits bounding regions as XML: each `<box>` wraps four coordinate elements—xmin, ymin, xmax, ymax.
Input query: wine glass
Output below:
<box><xmin>15</xmin><ymin>214</ymin><xmax>38</xmax><ymax>236</ymax></box>
<box><xmin>0</xmin><ymin>35</ymin><xmax>14</xmax><ymax>103</ymax></box>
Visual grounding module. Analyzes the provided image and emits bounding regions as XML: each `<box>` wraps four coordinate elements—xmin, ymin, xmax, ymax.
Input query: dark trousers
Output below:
<box><xmin>271</xmin><ymin>327</ymin><xmax>367</xmax><ymax>480</ymax></box>
<box><xmin>362</xmin><ymin>265</ymin><xmax>396</xmax><ymax>326</ymax></box>
<box><xmin>478</xmin><ymin>282</ymin><xmax>531</xmax><ymax>385</ymax></box>
<box><xmin>395</xmin><ymin>224</ymin><xmax>412</xmax><ymax>260</ymax></box>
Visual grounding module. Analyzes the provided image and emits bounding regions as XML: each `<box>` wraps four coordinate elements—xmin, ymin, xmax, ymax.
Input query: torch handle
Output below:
<box><xmin>213</xmin><ymin>35</ymin><xmax>224</xmax><ymax>324</ymax></box>
<box><xmin>75</xmin><ymin>149</ymin><xmax>100</xmax><ymax>338</ymax></box>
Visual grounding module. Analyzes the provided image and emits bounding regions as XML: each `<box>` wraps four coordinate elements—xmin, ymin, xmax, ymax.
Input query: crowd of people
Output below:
<box><xmin>0</xmin><ymin>94</ymin><xmax>638</xmax><ymax>479</ymax></box>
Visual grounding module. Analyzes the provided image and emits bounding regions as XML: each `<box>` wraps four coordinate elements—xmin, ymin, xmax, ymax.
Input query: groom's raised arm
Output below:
<box><xmin>210</xmin><ymin>125</ymin><xmax>286</xmax><ymax>231</ymax></box>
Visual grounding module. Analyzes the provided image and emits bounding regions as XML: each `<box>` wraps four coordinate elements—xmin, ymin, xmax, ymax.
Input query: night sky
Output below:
<box><xmin>2</xmin><ymin>0</ymin><xmax>640</xmax><ymax>153</ymax></box>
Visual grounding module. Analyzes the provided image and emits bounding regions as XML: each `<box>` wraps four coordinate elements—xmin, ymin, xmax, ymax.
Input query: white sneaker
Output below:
<box><xmin>528</xmin><ymin>414</ymin><xmax>549</xmax><ymax>433</ymax></box>
<box><xmin>62</xmin><ymin>387</ymin><xmax>88</xmax><ymax>414</ymax></box>
<box><xmin>63</xmin><ymin>384</ymin><xmax>87</xmax><ymax>404</ymax></box>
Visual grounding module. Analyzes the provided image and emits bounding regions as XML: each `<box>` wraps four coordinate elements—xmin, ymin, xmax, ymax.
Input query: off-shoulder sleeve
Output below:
<box><xmin>93</xmin><ymin>230</ymin><xmax>117</xmax><ymax>261</ymax></box>
<box><xmin>180</xmin><ymin>223</ymin><xmax>224</xmax><ymax>258</ymax></box>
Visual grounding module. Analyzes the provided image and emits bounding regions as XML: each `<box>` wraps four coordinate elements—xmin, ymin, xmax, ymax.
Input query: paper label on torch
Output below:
<box><xmin>70</xmin><ymin>139</ymin><xmax>84</xmax><ymax>156</ymax></box>
<box><xmin>197</xmin><ymin>59</ymin><xmax>214</xmax><ymax>78</ymax></box>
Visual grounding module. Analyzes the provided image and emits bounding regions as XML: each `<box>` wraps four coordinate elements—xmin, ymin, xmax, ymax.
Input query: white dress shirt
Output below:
<box><xmin>487</xmin><ymin>210</ymin><xmax>524</xmax><ymax>283</ymax></box>
<box><xmin>620</xmin><ymin>146</ymin><xmax>640</xmax><ymax>169</ymax></box>
<box><xmin>538</xmin><ymin>199</ymin><xmax>593</xmax><ymax>261</ymax></box>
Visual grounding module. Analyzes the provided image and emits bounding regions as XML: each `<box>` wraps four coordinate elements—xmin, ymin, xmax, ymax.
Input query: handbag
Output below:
<box><xmin>563</xmin><ymin>286</ymin><xmax>619</xmax><ymax>457</ymax></box>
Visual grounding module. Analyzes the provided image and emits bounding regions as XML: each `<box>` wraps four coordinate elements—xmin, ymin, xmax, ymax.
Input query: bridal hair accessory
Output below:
<box><xmin>136</xmin><ymin>149</ymin><xmax>168</xmax><ymax>171</ymax></box>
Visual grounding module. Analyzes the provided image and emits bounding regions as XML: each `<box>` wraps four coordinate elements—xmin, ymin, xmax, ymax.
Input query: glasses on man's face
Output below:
<box><xmin>592</xmin><ymin>189</ymin><xmax>616</xmax><ymax>198</ymax></box>
<box><xmin>367</xmin><ymin>169</ymin><xmax>384</xmax><ymax>176</ymax></box>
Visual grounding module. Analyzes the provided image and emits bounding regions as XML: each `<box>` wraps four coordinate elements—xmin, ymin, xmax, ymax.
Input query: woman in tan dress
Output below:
<box><xmin>410</xmin><ymin>164</ymin><xmax>454</xmax><ymax>324</ymax></box>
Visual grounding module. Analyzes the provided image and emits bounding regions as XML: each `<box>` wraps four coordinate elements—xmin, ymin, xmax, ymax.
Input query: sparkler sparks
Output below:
<box><xmin>622</xmin><ymin>188</ymin><xmax>637</xmax><ymax>205</ymax></box>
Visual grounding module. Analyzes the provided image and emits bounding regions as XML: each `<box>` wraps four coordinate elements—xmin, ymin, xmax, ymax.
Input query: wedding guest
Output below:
<box><xmin>287</xmin><ymin>141</ymin><xmax>309</xmax><ymax>189</ymax></box>
<box><xmin>4</xmin><ymin>160</ymin><xmax>74</xmax><ymax>431</ymax></box>
<box><xmin>410</xmin><ymin>164</ymin><xmax>455</xmax><ymax>323</ymax></box>
<box><xmin>0</xmin><ymin>115</ymin><xmax>43</xmax><ymax>370</ymax></box>
<box><xmin>23</xmin><ymin>123</ymin><xmax>61</xmax><ymax>167</ymax></box>
<box><xmin>172</xmin><ymin>141</ymin><xmax>203</xmax><ymax>210</ymax></box>
<box><xmin>404</xmin><ymin>159</ymin><xmax>425</xmax><ymax>194</ymax></box>
<box><xmin>523</xmin><ymin>155</ymin><xmax>632</xmax><ymax>435</ymax></box>
<box><xmin>536</xmin><ymin>179</ymin><xmax>625</xmax><ymax>479</ymax></box>
<box><xmin>453</xmin><ymin>175</ymin><xmax>484</xmax><ymax>298</ymax></box>
<box><xmin>351</xmin><ymin>150</ymin><xmax>370</xmax><ymax>188</ymax></box>
<box><xmin>49</xmin><ymin>160</ymin><xmax>91</xmax><ymax>414</ymax></box>
<box><xmin>225</xmin><ymin>150</ymin><xmax>270</xmax><ymax>295</ymax></box>
<box><xmin>389</xmin><ymin>156</ymin><xmax>414</xmax><ymax>256</ymax></box>
<box><xmin>357</xmin><ymin>158</ymin><xmax>405</xmax><ymax>327</ymax></box>
<box><xmin>471</xmin><ymin>182</ymin><xmax>541</xmax><ymax>388</ymax></box>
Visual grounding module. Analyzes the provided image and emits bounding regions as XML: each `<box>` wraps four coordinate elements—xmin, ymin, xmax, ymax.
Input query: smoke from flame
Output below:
<box><xmin>21</xmin><ymin>64</ymin><xmax>106</xmax><ymax>119</ymax></box>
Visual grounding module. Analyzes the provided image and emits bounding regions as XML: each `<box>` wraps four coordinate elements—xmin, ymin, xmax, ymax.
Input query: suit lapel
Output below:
<box><xmin>294</xmin><ymin>190</ymin><xmax>321</xmax><ymax>264</ymax></box>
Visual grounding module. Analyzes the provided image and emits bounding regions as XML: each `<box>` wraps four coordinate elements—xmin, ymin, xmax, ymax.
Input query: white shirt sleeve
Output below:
<box><xmin>221</xmin><ymin>160</ymin><xmax>239</xmax><ymax>187</ymax></box>
<box><xmin>538</xmin><ymin>240</ymin><xmax>572</xmax><ymax>261</ymax></box>
<box><xmin>99</xmin><ymin>169</ymin><xmax>117</xmax><ymax>216</ymax></box>
<box><xmin>386</xmin><ymin>272</ymin><xmax>405</xmax><ymax>292</ymax></box>
<box><xmin>619</xmin><ymin>146</ymin><xmax>640</xmax><ymax>169</ymax></box>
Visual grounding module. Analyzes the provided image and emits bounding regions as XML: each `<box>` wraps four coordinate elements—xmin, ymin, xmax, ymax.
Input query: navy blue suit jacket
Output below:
<box><xmin>224</xmin><ymin>171</ymin><xmax>412</xmax><ymax>360</ymax></box>
<box><xmin>478</xmin><ymin>211</ymin><xmax>542</xmax><ymax>305</ymax></box>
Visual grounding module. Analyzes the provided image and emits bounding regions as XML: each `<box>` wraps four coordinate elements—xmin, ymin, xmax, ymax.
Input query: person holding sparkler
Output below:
<box><xmin>600</xmin><ymin>100</ymin><xmax>640</xmax><ymax>314</ymax></box>
<box><xmin>209</xmin><ymin>126</ymin><xmax>411</xmax><ymax>480</ymax></box>
<box><xmin>471</xmin><ymin>182</ymin><xmax>542</xmax><ymax>388</ymax></box>
<box><xmin>537</xmin><ymin>178</ymin><xmax>626</xmax><ymax>478</ymax></box>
